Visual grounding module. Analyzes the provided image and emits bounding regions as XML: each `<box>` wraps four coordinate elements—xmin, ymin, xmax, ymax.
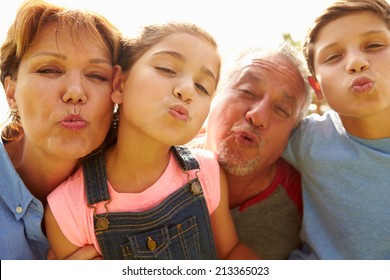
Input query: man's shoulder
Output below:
<box><xmin>276</xmin><ymin>158</ymin><xmax>300</xmax><ymax>178</ymax></box>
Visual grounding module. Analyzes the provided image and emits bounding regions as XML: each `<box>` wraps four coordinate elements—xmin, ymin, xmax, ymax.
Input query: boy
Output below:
<box><xmin>283</xmin><ymin>0</ymin><xmax>390</xmax><ymax>259</ymax></box>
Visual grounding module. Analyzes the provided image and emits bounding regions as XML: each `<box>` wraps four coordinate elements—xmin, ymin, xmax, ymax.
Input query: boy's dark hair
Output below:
<box><xmin>303</xmin><ymin>0</ymin><xmax>390</xmax><ymax>76</ymax></box>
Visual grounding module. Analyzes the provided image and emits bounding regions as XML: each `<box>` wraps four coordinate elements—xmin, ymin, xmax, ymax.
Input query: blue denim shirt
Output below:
<box><xmin>0</xmin><ymin>141</ymin><xmax>49</xmax><ymax>259</ymax></box>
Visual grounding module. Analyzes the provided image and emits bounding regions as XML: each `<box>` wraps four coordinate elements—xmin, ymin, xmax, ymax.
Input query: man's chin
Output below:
<box><xmin>218</xmin><ymin>154</ymin><xmax>258</xmax><ymax>177</ymax></box>
<box><xmin>216</xmin><ymin>141</ymin><xmax>259</xmax><ymax>176</ymax></box>
<box><xmin>222</xmin><ymin>162</ymin><xmax>256</xmax><ymax>177</ymax></box>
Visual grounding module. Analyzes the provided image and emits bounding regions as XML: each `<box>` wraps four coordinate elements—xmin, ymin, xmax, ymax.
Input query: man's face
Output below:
<box><xmin>206</xmin><ymin>54</ymin><xmax>306</xmax><ymax>176</ymax></box>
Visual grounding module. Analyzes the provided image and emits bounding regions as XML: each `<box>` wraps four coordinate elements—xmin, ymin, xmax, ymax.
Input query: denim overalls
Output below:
<box><xmin>83</xmin><ymin>146</ymin><xmax>218</xmax><ymax>260</ymax></box>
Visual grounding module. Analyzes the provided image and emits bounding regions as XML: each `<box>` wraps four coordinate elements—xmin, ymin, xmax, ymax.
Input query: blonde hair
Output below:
<box><xmin>1</xmin><ymin>0</ymin><xmax>122</xmax><ymax>141</ymax></box>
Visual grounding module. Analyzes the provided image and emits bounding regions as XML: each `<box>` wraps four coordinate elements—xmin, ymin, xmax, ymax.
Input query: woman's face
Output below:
<box><xmin>6</xmin><ymin>21</ymin><xmax>118</xmax><ymax>160</ymax></box>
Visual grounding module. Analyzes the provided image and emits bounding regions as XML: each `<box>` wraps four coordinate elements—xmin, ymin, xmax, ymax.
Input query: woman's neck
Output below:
<box><xmin>6</xmin><ymin>138</ymin><xmax>78</xmax><ymax>205</ymax></box>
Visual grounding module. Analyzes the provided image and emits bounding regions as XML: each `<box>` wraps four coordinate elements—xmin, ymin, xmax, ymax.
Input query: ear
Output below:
<box><xmin>4</xmin><ymin>76</ymin><xmax>16</xmax><ymax>107</ymax></box>
<box><xmin>308</xmin><ymin>76</ymin><xmax>325</xmax><ymax>101</ymax></box>
<box><xmin>111</xmin><ymin>65</ymin><xmax>124</xmax><ymax>104</ymax></box>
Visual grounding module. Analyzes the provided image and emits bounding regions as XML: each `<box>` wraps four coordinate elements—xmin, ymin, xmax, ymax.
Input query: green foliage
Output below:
<box><xmin>282</xmin><ymin>33</ymin><xmax>302</xmax><ymax>51</ymax></box>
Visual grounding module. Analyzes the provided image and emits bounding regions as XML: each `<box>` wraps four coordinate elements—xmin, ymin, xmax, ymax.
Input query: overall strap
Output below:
<box><xmin>84</xmin><ymin>147</ymin><xmax>199</xmax><ymax>205</ymax></box>
<box><xmin>171</xmin><ymin>146</ymin><xmax>200</xmax><ymax>171</ymax></box>
<box><xmin>83</xmin><ymin>150</ymin><xmax>110</xmax><ymax>205</ymax></box>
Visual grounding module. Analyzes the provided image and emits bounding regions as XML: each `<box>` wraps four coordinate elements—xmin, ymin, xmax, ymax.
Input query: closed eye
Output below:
<box><xmin>156</xmin><ymin>67</ymin><xmax>176</xmax><ymax>74</ymax></box>
<box><xmin>37</xmin><ymin>67</ymin><xmax>61</xmax><ymax>74</ymax></box>
<box><xmin>195</xmin><ymin>83</ymin><xmax>209</xmax><ymax>95</ymax></box>
<box><xmin>238</xmin><ymin>88</ymin><xmax>256</xmax><ymax>98</ymax></box>
<box><xmin>87</xmin><ymin>73</ymin><xmax>109</xmax><ymax>82</ymax></box>
<box><xmin>323</xmin><ymin>53</ymin><xmax>343</xmax><ymax>63</ymax></box>
<box><xmin>275</xmin><ymin>106</ymin><xmax>291</xmax><ymax>118</ymax></box>
<box><xmin>366</xmin><ymin>42</ymin><xmax>385</xmax><ymax>50</ymax></box>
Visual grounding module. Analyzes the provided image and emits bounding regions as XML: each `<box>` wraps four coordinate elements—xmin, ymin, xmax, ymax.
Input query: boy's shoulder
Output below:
<box><xmin>290</xmin><ymin>110</ymin><xmax>346</xmax><ymax>144</ymax></box>
<box><xmin>303</xmin><ymin>109</ymin><xmax>335</xmax><ymax>122</ymax></box>
<box><xmin>300</xmin><ymin>110</ymin><xmax>341</xmax><ymax>130</ymax></box>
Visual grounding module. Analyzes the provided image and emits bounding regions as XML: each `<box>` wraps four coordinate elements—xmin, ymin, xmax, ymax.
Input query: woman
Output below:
<box><xmin>0</xmin><ymin>0</ymin><xmax>121</xmax><ymax>259</ymax></box>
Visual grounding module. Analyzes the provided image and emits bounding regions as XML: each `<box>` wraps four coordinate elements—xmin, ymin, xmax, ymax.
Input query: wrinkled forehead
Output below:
<box><xmin>235</xmin><ymin>54</ymin><xmax>305</xmax><ymax>91</ymax></box>
<box><xmin>29</xmin><ymin>22</ymin><xmax>93</xmax><ymax>56</ymax></box>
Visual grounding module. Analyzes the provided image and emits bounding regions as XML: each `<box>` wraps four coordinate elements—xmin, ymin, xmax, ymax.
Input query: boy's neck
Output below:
<box><xmin>340</xmin><ymin>110</ymin><xmax>390</xmax><ymax>139</ymax></box>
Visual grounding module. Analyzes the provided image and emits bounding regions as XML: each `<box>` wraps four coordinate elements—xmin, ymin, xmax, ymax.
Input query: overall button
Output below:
<box><xmin>96</xmin><ymin>217</ymin><xmax>109</xmax><ymax>230</ymax></box>
<box><xmin>191</xmin><ymin>181</ymin><xmax>202</xmax><ymax>194</ymax></box>
<box><xmin>147</xmin><ymin>237</ymin><xmax>157</xmax><ymax>251</ymax></box>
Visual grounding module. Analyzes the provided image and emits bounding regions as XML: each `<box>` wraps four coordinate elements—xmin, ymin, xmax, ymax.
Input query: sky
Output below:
<box><xmin>0</xmin><ymin>0</ymin><xmax>336</xmax><ymax>120</ymax></box>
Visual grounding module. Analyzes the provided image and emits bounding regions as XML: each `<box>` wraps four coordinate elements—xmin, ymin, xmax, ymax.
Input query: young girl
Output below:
<box><xmin>45</xmin><ymin>22</ymin><xmax>259</xmax><ymax>260</ymax></box>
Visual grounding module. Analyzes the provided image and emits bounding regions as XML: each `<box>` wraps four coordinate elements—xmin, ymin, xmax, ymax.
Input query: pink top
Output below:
<box><xmin>47</xmin><ymin>148</ymin><xmax>221</xmax><ymax>254</ymax></box>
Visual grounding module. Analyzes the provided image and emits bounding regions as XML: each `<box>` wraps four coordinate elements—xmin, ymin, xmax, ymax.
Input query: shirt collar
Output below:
<box><xmin>0</xmin><ymin>141</ymin><xmax>37</xmax><ymax>220</ymax></box>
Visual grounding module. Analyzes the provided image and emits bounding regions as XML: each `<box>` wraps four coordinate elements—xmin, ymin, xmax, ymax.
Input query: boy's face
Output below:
<box><xmin>312</xmin><ymin>11</ymin><xmax>390</xmax><ymax>122</ymax></box>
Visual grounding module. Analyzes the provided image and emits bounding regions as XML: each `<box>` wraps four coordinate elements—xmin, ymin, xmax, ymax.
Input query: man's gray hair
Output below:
<box><xmin>216</xmin><ymin>44</ymin><xmax>312</xmax><ymax>120</ymax></box>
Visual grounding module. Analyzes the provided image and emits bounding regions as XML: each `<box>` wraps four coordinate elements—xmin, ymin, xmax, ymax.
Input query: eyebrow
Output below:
<box><xmin>282</xmin><ymin>91</ymin><xmax>297</xmax><ymax>105</ymax></box>
<box><xmin>153</xmin><ymin>50</ymin><xmax>217</xmax><ymax>83</ymax></box>
<box><xmin>30</xmin><ymin>52</ymin><xmax>112</xmax><ymax>65</ymax></box>
<box><xmin>319</xmin><ymin>30</ymin><xmax>388</xmax><ymax>53</ymax></box>
<box><xmin>361</xmin><ymin>29</ymin><xmax>388</xmax><ymax>37</ymax></box>
<box><xmin>239</xmin><ymin>71</ymin><xmax>261</xmax><ymax>83</ymax></box>
<box><xmin>238</xmin><ymin>70</ymin><xmax>298</xmax><ymax>102</ymax></box>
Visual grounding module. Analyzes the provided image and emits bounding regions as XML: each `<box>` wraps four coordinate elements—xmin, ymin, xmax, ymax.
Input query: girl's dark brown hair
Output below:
<box><xmin>118</xmin><ymin>21</ymin><xmax>221</xmax><ymax>84</ymax></box>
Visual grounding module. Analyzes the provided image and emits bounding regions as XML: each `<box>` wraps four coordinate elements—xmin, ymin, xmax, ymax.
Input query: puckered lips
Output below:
<box><xmin>169</xmin><ymin>104</ymin><xmax>189</xmax><ymax>121</ymax></box>
<box><xmin>61</xmin><ymin>114</ymin><xmax>87</xmax><ymax>131</ymax></box>
<box><xmin>351</xmin><ymin>76</ymin><xmax>374</xmax><ymax>94</ymax></box>
<box><xmin>233</xmin><ymin>130</ymin><xmax>260</xmax><ymax>147</ymax></box>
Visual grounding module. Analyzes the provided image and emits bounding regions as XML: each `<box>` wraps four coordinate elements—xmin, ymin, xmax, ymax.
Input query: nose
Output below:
<box><xmin>245</xmin><ymin>99</ymin><xmax>270</xmax><ymax>129</ymax></box>
<box><xmin>346</xmin><ymin>50</ymin><xmax>369</xmax><ymax>74</ymax></box>
<box><xmin>173</xmin><ymin>76</ymin><xmax>194</xmax><ymax>103</ymax></box>
<box><xmin>62</xmin><ymin>73</ymin><xmax>87</xmax><ymax>104</ymax></box>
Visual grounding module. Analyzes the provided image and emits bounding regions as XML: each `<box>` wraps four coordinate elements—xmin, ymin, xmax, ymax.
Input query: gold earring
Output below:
<box><xmin>1</xmin><ymin>108</ymin><xmax>22</xmax><ymax>141</ymax></box>
<box><xmin>10</xmin><ymin>108</ymin><xmax>21</xmax><ymax>125</ymax></box>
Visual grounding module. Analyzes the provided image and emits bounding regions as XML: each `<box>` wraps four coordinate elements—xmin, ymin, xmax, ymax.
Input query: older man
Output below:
<box><xmin>192</xmin><ymin>44</ymin><xmax>311</xmax><ymax>259</ymax></box>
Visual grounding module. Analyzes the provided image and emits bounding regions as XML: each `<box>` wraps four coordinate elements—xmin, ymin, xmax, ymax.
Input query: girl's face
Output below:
<box><xmin>6</xmin><ymin>21</ymin><xmax>118</xmax><ymax>160</ymax></box>
<box><xmin>114</xmin><ymin>32</ymin><xmax>220</xmax><ymax>146</ymax></box>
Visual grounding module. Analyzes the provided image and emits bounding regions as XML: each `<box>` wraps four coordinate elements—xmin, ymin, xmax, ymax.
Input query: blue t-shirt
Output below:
<box><xmin>0</xmin><ymin>140</ymin><xmax>49</xmax><ymax>259</ymax></box>
<box><xmin>283</xmin><ymin>110</ymin><xmax>390</xmax><ymax>259</ymax></box>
